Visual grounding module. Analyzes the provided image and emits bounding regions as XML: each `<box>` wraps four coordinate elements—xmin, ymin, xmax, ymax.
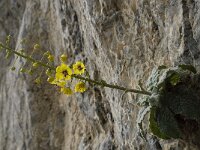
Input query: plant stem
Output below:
<box><xmin>0</xmin><ymin>43</ymin><xmax>151</xmax><ymax>95</ymax></box>
<box><xmin>72</xmin><ymin>75</ymin><xmax>151</xmax><ymax>95</ymax></box>
<box><xmin>0</xmin><ymin>43</ymin><xmax>55</xmax><ymax>70</ymax></box>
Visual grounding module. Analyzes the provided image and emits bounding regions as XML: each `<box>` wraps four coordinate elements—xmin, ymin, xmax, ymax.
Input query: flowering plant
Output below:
<box><xmin>0</xmin><ymin>36</ymin><xmax>150</xmax><ymax>96</ymax></box>
<box><xmin>1</xmin><ymin>36</ymin><xmax>199</xmax><ymax>142</ymax></box>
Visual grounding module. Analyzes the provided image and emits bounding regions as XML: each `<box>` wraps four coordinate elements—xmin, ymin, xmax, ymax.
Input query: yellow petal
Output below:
<box><xmin>56</xmin><ymin>72</ymin><xmax>64</xmax><ymax>80</ymax></box>
<box><xmin>57</xmin><ymin>81</ymin><xmax>66</xmax><ymax>87</ymax></box>
<box><xmin>75</xmin><ymin>82</ymin><xmax>86</xmax><ymax>93</ymax></box>
<box><xmin>56</xmin><ymin>66</ymin><xmax>62</xmax><ymax>73</ymax></box>
<box><xmin>61</xmin><ymin>87</ymin><xmax>73</xmax><ymax>95</ymax></box>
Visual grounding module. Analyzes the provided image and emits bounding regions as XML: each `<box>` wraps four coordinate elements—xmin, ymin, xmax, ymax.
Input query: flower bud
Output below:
<box><xmin>47</xmin><ymin>77</ymin><xmax>54</xmax><ymax>83</ymax></box>
<box><xmin>28</xmin><ymin>69</ymin><xmax>34</xmax><ymax>75</ymax></box>
<box><xmin>6</xmin><ymin>35</ymin><xmax>11</xmax><ymax>44</ymax></box>
<box><xmin>20</xmin><ymin>68</ymin><xmax>26</xmax><ymax>73</ymax></box>
<box><xmin>34</xmin><ymin>44</ymin><xmax>40</xmax><ymax>50</ymax></box>
<box><xmin>45</xmin><ymin>68</ymin><xmax>52</xmax><ymax>76</ymax></box>
<box><xmin>11</xmin><ymin>66</ymin><xmax>16</xmax><ymax>71</ymax></box>
<box><xmin>32</xmin><ymin>62</ymin><xmax>39</xmax><ymax>68</ymax></box>
<box><xmin>5</xmin><ymin>51</ymin><xmax>11</xmax><ymax>59</ymax></box>
<box><xmin>60</xmin><ymin>54</ymin><xmax>67</xmax><ymax>62</ymax></box>
<box><xmin>35</xmin><ymin>77</ymin><xmax>41</xmax><ymax>84</ymax></box>
<box><xmin>6</xmin><ymin>35</ymin><xmax>11</xmax><ymax>41</ymax></box>
<box><xmin>48</xmin><ymin>55</ymin><xmax>54</xmax><ymax>62</ymax></box>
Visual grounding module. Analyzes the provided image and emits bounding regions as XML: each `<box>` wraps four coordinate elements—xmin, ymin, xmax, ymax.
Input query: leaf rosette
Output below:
<box><xmin>137</xmin><ymin>65</ymin><xmax>200</xmax><ymax>140</ymax></box>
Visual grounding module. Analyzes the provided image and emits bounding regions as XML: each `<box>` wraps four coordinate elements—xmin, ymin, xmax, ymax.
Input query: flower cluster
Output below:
<box><xmin>0</xmin><ymin>36</ymin><xmax>151</xmax><ymax>99</ymax></box>
<box><xmin>0</xmin><ymin>37</ymin><xmax>150</xmax><ymax>98</ymax></box>
<box><xmin>48</xmin><ymin>55</ymin><xmax>86</xmax><ymax>95</ymax></box>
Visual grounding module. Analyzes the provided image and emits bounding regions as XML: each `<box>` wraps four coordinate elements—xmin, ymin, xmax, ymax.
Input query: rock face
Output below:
<box><xmin>1</xmin><ymin>0</ymin><xmax>200</xmax><ymax>149</ymax></box>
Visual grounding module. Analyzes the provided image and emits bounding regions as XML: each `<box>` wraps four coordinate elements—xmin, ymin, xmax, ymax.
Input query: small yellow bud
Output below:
<box><xmin>11</xmin><ymin>66</ymin><xmax>16</xmax><ymax>71</ymax></box>
<box><xmin>5</xmin><ymin>51</ymin><xmax>11</xmax><ymax>59</ymax></box>
<box><xmin>48</xmin><ymin>55</ymin><xmax>54</xmax><ymax>62</ymax></box>
<box><xmin>35</xmin><ymin>78</ymin><xmax>41</xmax><ymax>84</ymax></box>
<box><xmin>6</xmin><ymin>35</ymin><xmax>11</xmax><ymax>44</ymax></box>
<box><xmin>28</xmin><ymin>69</ymin><xmax>33</xmax><ymax>75</ymax></box>
<box><xmin>45</xmin><ymin>68</ymin><xmax>52</xmax><ymax>76</ymax></box>
<box><xmin>34</xmin><ymin>44</ymin><xmax>40</xmax><ymax>49</ymax></box>
<box><xmin>60</xmin><ymin>54</ymin><xmax>67</xmax><ymax>62</ymax></box>
<box><xmin>32</xmin><ymin>62</ymin><xmax>39</xmax><ymax>68</ymax></box>
<box><xmin>20</xmin><ymin>68</ymin><xmax>26</xmax><ymax>73</ymax></box>
<box><xmin>47</xmin><ymin>77</ymin><xmax>54</xmax><ymax>83</ymax></box>
<box><xmin>6</xmin><ymin>35</ymin><xmax>11</xmax><ymax>40</ymax></box>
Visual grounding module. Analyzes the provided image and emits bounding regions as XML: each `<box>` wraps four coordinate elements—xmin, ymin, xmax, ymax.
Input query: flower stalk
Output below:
<box><xmin>0</xmin><ymin>42</ymin><xmax>151</xmax><ymax>96</ymax></box>
<box><xmin>0</xmin><ymin>43</ymin><xmax>55</xmax><ymax>70</ymax></box>
<box><xmin>72</xmin><ymin>74</ymin><xmax>151</xmax><ymax>95</ymax></box>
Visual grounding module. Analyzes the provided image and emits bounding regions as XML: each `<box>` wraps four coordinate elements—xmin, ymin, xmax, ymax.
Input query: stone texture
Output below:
<box><xmin>1</xmin><ymin>0</ymin><xmax>200</xmax><ymax>149</ymax></box>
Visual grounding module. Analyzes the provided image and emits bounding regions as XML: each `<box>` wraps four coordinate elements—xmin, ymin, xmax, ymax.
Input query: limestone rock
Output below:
<box><xmin>1</xmin><ymin>0</ymin><xmax>200</xmax><ymax>149</ymax></box>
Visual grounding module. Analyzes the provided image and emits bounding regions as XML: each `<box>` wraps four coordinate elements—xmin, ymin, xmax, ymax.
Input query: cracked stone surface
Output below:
<box><xmin>1</xmin><ymin>0</ymin><xmax>200</xmax><ymax>149</ymax></box>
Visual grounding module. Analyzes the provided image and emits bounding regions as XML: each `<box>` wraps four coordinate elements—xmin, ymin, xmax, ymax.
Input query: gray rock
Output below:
<box><xmin>1</xmin><ymin>0</ymin><xmax>200</xmax><ymax>149</ymax></box>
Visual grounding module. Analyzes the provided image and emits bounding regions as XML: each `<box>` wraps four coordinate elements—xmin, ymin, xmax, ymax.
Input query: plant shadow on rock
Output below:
<box><xmin>138</xmin><ymin>65</ymin><xmax>200</xmax><ymax>148</ymax></box>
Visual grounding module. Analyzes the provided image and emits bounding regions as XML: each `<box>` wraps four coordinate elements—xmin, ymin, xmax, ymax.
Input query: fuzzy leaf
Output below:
<box><xmin>158</xmin><ymin>65</ymin><xmax>167</xmax><ymax>70</ymax></box>
<box><xmin>163</xmin><ymin>85</ymin><xmax>200</xmax><ymax>122</ymax></box>
<box><xmin>156</xmin><ymin>107</ymin><xmax>182</xmax><ymax>138</ymax></box>
<box><xmin>178</xmin><ymin>64</ymin><xmax>197</xmax><ymax>74</ymax></box>
<box><xmin>169</xmin><ymin>73</ymin><xmax>180</xmax><ymax>86</ymax></box>
<box><xmin>149</xmin><ymin>107</ymin><xmax>170</xmax><ymax>139</ymax></box>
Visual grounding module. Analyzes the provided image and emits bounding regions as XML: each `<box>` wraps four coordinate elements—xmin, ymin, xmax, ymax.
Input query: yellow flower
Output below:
<box><xmin>73</xmin><ymin>61</ymin><xmax>85</xmax><ymax>75</ymax></box>
<box><xmin>56</xmin><ymin>63</ymin><xmax>72</xmax><ymax>81</ymax></box>
<box><xmin>61</xmin><ymin>87</ymin><xmax>73</xmax><ymax>95</ymax></box>
<box><xmin>75</xmin><ymin>82</ymin><xmax>86</xmax><ymax>93</ymax></box>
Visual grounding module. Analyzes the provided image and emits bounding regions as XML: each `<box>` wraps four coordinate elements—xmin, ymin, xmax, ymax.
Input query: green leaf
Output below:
<box><xmin>158</xmin><ymin>65</ymin><xmax>167</xmax><ymax>70</ymax></box>
<box><xmin>169</xmin><ymin>73</ymin><xmax>180</xmax><ymax>86</ymax></box>
<box><xmin>163</xmin><ymin>85</ymin><xmax>200</xmax><ymax>122</ymax></box>
<box><xmin>156</xmin><ymin>107</ymin><xmax>182</xmax><ymax>139</ymax></box>
<box><xmin>178</xmin><ymin>64</ymin><xmax>197</xmax><ymax>74</ymax></box>
<box><xmin>149</xmin><ymin>107</ymin><xmax>170</xmax><ymax>139</ymax></box>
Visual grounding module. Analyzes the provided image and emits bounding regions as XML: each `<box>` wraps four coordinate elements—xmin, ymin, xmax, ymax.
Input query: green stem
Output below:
<box><xmin>0</xmin><ymin>43</ymin><xmax>55</xmax><ymax>70</ymax></box>
<box><xmin>72</xmin><ymin>75</ymin><xmax>151</xmax><ymax>95</ymax></box>
<box><xmin>0</xmin><ymin>43</ymin><xmax>151</xmax><ymax>96</ymax></box>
